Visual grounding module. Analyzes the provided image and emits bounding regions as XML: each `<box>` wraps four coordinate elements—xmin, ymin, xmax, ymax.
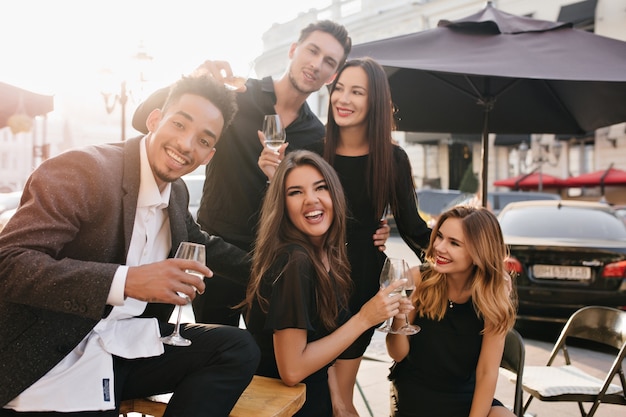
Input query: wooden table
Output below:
<box><xmin>119</xmin><ymin>375</ymin><xmax>306</xmax><ymax>417</ymax></box>
<box><xmin>230</xmin><ymin>375</ymin><xmax>305</xmax><ymax>417</ymax></box>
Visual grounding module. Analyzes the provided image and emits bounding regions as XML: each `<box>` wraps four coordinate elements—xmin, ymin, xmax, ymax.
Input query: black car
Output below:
<box><xmin>499</xmin><ymin>200</ymin><xmax>626</xmax><ymax>323</ymax></box>
<box><xmin>442</xmin><ymin>190</ymin><xmax>561</xmax><ymax>216</ymax></box>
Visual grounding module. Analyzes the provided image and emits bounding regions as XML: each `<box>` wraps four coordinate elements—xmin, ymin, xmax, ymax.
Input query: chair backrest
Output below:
<box><xmin>500</xmin><ymin>328</ymin><xmax>525</xmax><ymax>417</ymax></box>
<box><xmin>560</xmin><ymin>306</ymin><xmax>626</xmax><ymax>350</ymax></box>
<box><xmin>525</xmin><ymin>306</ymin><xmax>626</xmax><ymax>416</ymax></box>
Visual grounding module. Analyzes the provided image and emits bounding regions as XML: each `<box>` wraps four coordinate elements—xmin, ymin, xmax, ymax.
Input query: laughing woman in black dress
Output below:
<box><xmin>244</xmin><ymin>150</ymin><xmax>406</xmax><ymax>416</ymax></box>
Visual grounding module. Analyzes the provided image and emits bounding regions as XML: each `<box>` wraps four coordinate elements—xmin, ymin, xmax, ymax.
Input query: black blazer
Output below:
<box><xmin>0</xmin><ymin>136</ymin><xmax>250</xmax><ymax>406</ymax></box>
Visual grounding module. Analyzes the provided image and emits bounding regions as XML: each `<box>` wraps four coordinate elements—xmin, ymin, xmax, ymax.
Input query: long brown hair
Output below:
<box><xmin>416</xmin><ymin>206</ymin><xmax>517</xmax><ymax>335</ymax></box>
<box><xmin>323</xmin><ymin>57</ymin><xmax>401</xmax><ymax>221</ymax></box>
<box><xmin>244</xmin><ymin>150</ymin><xmax>352</xmax><ymax>330</ymax></box>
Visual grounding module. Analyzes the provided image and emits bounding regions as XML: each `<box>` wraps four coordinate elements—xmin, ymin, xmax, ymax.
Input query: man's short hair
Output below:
<box><xmin>298</xmin><ymin>20</ymin><xmax>352</xmax><ymax>68</ymax></box>
<box><xmin>163</xmin><ymin>75</ymin><xmax>238</xmax><ymax>132</ymax></box>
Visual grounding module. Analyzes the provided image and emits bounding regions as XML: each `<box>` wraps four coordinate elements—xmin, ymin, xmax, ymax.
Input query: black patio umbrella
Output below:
<box><xmin>350</xmin><ymin>1</ymin><xmax>626</xmax><ymax>206</ymax></box>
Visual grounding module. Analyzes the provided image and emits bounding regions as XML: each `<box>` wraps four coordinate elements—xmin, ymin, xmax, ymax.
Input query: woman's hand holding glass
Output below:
<box><xmin>377</xmin><ymin>258</ymin><xmax>419</xmax><ymax>335</ymax></box>
<box><xmin>357</xmin><ymin>277</ymin><xmax>406</xmax><ymax>331</ymax></box>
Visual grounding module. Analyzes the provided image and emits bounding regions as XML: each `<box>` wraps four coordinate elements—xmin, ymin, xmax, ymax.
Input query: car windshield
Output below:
<box><xmin>499</xmin><ymin>205</ymin><xmax>626</xmax><ymax>240</ymax></box>
<box><xmin>416</xmin><ymin>190</ymin><xmax>462</xmax><ymax>215</ymax></box>
<box><xmin>497</xmin><ymin>193</ymin><xmax>559</xmax><ymax>207</ymax></box>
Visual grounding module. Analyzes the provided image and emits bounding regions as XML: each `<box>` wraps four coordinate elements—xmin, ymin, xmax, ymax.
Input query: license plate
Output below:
<box><xmin>532</xmin><ymin>264</ymin><xmax>591</xmax><ymax>280</ymax></box>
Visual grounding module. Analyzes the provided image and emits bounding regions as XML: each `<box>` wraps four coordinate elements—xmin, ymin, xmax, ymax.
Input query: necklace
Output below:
<box><xmin>448</xmin><ymin>299</ymin><xmax>454</xmax><ymax>308</ymax></box>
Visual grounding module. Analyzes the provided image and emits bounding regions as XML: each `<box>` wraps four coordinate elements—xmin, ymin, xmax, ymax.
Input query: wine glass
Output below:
<box><xmin>223</xmin><ymin>60</ymin><xmax>254</xmax><ymax>91</ymax></box>
<box><xmin>393</xmin><ymin>274</ymin><xmax>421</xmax><ymax>335</ymax></box>
<box><xmin>160</xmin><ymin>242</ymin><xmax>205</xmax><ymax>346</ymax></box>
<box><xmin>376</xmin><ymin>257</ymin><xmax>409</xmax><ymax>333</ymax></box>
<box><xmin>223</xmin><ymin>74</ymin><xmax>248</xmax><ymax>91</ymax></box>
<box><xmin>262</xmin><ymin>114</ymin><xmax>286</xmax><ymax>152</ymax></box>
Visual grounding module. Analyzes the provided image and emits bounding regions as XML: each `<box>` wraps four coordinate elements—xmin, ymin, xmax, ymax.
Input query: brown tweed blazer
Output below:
<box><xmin>0</xmin><ymin>136</ymin><xmax>250</xmax><ymax>406</ymax></box>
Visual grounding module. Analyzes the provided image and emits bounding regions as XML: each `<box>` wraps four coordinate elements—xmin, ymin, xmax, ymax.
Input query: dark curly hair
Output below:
<box><xmin>163</xmin><ymin>74</ymin><xmax>238</xmax><ymax>132</ymax></box>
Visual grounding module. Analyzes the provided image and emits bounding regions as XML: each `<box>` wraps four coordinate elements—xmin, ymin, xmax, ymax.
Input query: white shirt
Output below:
<box><xmin>7</xmin><ymin>137</ymin><xmax>173</xmax><ymax>411</ymax></box>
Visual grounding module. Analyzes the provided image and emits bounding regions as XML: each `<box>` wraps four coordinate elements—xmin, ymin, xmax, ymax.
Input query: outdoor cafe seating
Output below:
<box><xmin>119</xmin><ymin>375</ymin><xmax>305</xmax><ymax>417</ymax></box>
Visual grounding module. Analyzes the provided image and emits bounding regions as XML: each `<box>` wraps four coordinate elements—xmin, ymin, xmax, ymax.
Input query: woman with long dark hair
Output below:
<box><xmin>244</xmin><ymin>150</ymin><xmax>406</xmax><ymax>416</ymax></box>
<box><xmin>259</xmin><ymin>57</ymin><xmax>431</xmax><ymax>416</ymax></box>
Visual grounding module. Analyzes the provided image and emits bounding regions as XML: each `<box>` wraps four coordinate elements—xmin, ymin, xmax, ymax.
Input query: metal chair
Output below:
<box><xmin>499</xmin><ymin>328</ymin><xmax>526</xmax><ymax>417</ymax></box>
<box><xmin>521</xmin><ymin>306</ymin><xmax>626</xmax><ymax>417</ymax></box>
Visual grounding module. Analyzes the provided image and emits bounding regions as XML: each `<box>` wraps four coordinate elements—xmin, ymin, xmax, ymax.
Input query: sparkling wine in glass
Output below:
<box><xmin>393</xmin><ymin>275</ymin><xmax>421</xmax><ymax>335</ymax></box>
<box><xmin>263</xmin><ymin>114</ymin><xmax>286</xmax><ymax>151</ymax></box>
<box><xmin>376</xmin><ymin>257</ymin><xmax>408</xmax><ymax>333</ymax></box>
<box><xmin>160</xmin><ymin>242</ymin><xmax>205</xmax><ymax>346</ymax></box>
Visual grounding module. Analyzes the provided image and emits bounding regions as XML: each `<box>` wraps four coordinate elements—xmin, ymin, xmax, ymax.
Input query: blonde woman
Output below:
<box><xmin>387</xmin><ymin>206</ymin><xmax>517</xmax><ymax>417</ymax></box>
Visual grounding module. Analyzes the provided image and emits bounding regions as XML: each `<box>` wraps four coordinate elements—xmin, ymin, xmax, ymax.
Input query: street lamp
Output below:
<box><xmin>100</xmin><ymin>42</ymin><xmax>153</xmax><ymax>142</ymax></box>
<box><xmin>519</xmin><ymin>136</ymin><xmax>562</xmax><ymax>192</ymax></box>
<box><xmin>101</xmin><ymin>81</ymin><xmax>128</xmax><ymax>141</ymax></box>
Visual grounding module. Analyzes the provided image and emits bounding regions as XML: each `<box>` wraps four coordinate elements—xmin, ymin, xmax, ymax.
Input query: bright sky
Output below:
<box><xmin>0</xmin><ymin>0</ymin><xmax>329</xmax><ymax>125</ymax></box>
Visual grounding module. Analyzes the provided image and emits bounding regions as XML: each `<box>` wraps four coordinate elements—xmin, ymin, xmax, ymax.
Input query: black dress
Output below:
<box><xmin>389</xmin><ymin>299</ymin><xmax>488</xmax><ymax>417</ymax></box>
<box><xmin>246</xmin><ymin>245</ymin><xmax>349</xmax><ymax>417</ymax></box>
<box><xmin>330</xmin><ymin>145</ymin><xmax>431</xmax><ymax>358</ymax></box>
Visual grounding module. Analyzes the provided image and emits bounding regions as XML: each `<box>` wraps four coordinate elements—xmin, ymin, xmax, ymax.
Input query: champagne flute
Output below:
<box><xmin>160</xmin><ymin>242</ymin><xmax>205</xmax><ymax>346</ymax></box>
<box><xmin>223</xmin><ymin>74</ymin><xmax>248</xmax><ymax>91</ymax></box>
<box><xmin>376</xmin><ymin>257</ymin><xmax>408</xmax><ymax>333</ymax></box>
<box><xmin>223</xmin><ymin>60</ymin><xmax>254</xmax><ymax>91</ymax></box>
<box><xmin>262</xmin><ymin>114</ymin><xmax>286</xmax><ymax>151</ymax></box>
<box><xmin>393</xmin><ymin>274</ymin><xmax>421</xmax><ymax>335</ymax></box>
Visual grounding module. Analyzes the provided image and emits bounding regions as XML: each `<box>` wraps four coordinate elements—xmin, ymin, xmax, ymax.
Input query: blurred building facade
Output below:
<box><xmin>255</xmin><ymin>0</ymin><xmax>626</xmax><ymax>204</ymax></box>
<box><xmin>2</xmin><ymin>0</ymin><xmax>624</xmax><ymax>204</ymax></box>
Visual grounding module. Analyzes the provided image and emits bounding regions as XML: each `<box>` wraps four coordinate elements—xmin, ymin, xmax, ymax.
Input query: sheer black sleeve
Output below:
<box><xmin>265</xmin><ymin>248</ymin><xmax>317</xmax><ymax>332</ymax></box>
<box><xmin>392</xmin><ymin>145</ymin><xmax>431</xmax><ymax>260</ymax></box>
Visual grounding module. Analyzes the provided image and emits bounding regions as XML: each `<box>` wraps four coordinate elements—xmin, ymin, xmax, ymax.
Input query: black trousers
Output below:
<box><xmin>1</xmin><ymin>322</ymin><xmax>260</xmax><ymax>417</ymax></box>
<box><xmin>192</xmin><ymin>276</ymin><xmax>246</xmax><ymax>326</ymax></box>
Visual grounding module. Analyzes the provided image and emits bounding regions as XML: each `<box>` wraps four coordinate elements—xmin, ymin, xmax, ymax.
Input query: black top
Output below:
<box><xmin>246</xmin><ymin>245</ymin><xmax>349</xmax><ymax>417</ymax></box>
<box><xmin>339</xmin><ymin>146</ymin><xmax>430</xmax><ymax>310</ymax></box>
<box><xmin>131</xmin><ymin>77</ymin><xmax>325</xmax><ymax>251</ymax></box>
<box><xmin>306</xmin><ymin>142</ymin><xmax>431</xmax><ymax>314</ymax></box>
<box><xmin>389</xmin><ymin>297</ymin><xmax>485</xmax><ymax>417</ymax></box>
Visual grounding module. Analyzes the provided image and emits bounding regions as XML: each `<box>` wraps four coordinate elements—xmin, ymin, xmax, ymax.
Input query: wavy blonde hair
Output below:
<box><xmin>415</xmin><ymin>206</ymin><xmax>517</xmax><ymax>335</ymax></box>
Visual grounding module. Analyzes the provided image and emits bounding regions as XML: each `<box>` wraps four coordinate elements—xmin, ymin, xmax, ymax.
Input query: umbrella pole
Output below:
<box><xmin>600</xmin><ymin>162</ymin><xmax>613</xmax><ymax>199</ymax></box>
<box><xmin>480</xmin><ymin>101</ymin><xmax>494</xmax><ymax>209</ymax></box>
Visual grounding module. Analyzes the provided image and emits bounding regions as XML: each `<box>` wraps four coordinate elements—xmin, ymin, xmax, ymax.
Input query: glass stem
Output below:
<box><xmin>172</xmin><ymin>305</ymin><xmax>183</xmax><ymax>336</ymax></box>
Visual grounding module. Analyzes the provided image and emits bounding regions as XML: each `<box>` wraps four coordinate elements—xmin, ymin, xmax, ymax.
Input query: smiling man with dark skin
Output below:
<box><xmin>0</xmin><ymin>75</ymin><xmax>259</xmax><ymax>417</ymax></box>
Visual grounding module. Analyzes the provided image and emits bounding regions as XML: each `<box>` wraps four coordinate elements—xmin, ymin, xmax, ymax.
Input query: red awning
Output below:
<box><xmin>564</xmin><ymin>167</ymin><xmax>626</xmax><ymax>187</ymax></box>
<box><xmin>493</xmin><ymin>172</ymin><xmax>567</xmax><ymax>190</ymax></box>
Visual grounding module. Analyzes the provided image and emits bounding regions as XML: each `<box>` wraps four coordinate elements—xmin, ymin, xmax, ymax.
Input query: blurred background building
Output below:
<box><xmin>1</xmin><ymin>0</ymin><xmax>625</xmax><ymax>204</ymax></box>
<box><xmin>254</xmin><ymin>0</ymin><xmax>626</xmax><ymax>203</ymax></box>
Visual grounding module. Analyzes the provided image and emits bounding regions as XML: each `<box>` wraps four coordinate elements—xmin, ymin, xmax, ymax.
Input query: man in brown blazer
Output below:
<box><xmin>0</xmin><ymin>75</ymin><xmax>259</xmax><ymax>416</ymax></box>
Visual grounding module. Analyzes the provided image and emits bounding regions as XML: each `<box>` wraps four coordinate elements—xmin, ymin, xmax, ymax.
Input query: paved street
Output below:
<box><xmin>349</xmin><ymin>237</ymin><xmax>625</xmax><ymax>417</ymax></box>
